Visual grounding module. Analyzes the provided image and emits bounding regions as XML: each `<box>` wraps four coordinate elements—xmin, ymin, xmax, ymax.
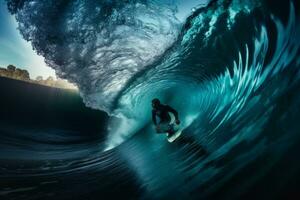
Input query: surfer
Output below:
<box><xmin>151</xmin><ymin>98</ymin><xmax>180</xmax><ymax>137</ymax></box>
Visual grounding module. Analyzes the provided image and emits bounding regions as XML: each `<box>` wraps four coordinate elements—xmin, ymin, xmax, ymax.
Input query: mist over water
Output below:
<box><xmin>2</xmin><ymin>0</ymin><xmax>300</xmax><ymax>199</ymax></box>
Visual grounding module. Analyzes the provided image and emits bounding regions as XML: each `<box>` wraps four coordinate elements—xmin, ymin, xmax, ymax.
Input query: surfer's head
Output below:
<box><xmin>152</xmin><ymin>98</ymin><xmax>160</xmax><ymax>109</ymax></box>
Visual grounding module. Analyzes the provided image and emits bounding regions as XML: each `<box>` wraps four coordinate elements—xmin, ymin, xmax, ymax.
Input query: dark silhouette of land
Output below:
<box><xmin>0</xmin><ymin>65</ymin><xmax>76</xmax><ymax>89</ymax></box>
<box><xmin>0</xmin><ymin>64</ymin><xmax>30</xmax><ymax>80</ymax></box>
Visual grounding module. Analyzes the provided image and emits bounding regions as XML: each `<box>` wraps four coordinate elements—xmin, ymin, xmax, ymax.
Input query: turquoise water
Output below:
<box><xmin>1</xmin><ymin>0</ymin><xmax>300</xmax><ymax>199</ymax></box>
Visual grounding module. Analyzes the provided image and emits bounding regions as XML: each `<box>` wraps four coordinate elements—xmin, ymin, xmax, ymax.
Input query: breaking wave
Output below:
<box><xmin>3</xmin><ymin>0</ymin><xmax>300</xmax><ymax>198</ymax></box>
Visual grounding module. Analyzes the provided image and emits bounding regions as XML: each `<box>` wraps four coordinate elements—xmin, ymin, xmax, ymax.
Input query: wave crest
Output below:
<box><xmin>9</xmin><ymin>0</ymin><xmax>181</xmax><ymax>112</ymax></box>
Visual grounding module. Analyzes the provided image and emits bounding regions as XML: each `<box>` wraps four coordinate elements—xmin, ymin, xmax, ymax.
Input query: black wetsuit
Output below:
<box><xmin>152</xmin><ymin>104</ymin><xmax>179</xmax><ymax>126</ymax></box>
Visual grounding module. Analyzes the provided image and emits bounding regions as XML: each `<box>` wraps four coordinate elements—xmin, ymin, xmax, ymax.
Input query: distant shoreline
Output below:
<box><xmin>0</xmin><ymin>75</ymin><xmax>77</xmax><ymax>91</ymax></box>
<box><xmin>0</xmin><ymin>65</ymin><xmax>77</xmax><ymax>90</ymax></box>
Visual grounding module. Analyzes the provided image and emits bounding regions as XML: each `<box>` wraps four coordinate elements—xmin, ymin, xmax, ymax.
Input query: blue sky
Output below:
<box><xmin>0</xmin><ymin>0</ymin><xmax>55</xmax><ymax>79</ymax></box>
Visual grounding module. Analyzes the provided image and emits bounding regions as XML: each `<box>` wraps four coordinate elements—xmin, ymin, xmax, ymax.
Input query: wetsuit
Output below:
<box><xmin>152</xmin><ymin>104</ymin><xmax>179</xmax><ymax>133</ymax></box>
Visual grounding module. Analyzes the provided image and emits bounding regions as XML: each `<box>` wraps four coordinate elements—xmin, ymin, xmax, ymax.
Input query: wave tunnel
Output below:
<box><xmin>1</xmin><ymin>0</ymin><xmax>300</xmax><ymax>199</ymax></box>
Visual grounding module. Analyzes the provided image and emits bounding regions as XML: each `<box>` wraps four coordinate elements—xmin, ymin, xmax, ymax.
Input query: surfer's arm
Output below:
<box><xmin>152</xmin><ymin>110</ymin><xmax>157</xmax><ymax>125</ymax></box>
<box><xmin>166</xmin><ymin>106</ymin><xmax>179</xmax><ymax>120</ymax></box>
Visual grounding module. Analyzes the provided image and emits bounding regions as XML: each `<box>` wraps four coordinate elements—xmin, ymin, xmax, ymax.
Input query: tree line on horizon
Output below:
<box><xmin>0</xmin><ymin>65</ymin><xmax>76</xmax><ymax>89</ymax></box>
<box><xmin>0</xmin><ymin>64</ymin><xmax>30</xmax><ymax>81</ymax></box>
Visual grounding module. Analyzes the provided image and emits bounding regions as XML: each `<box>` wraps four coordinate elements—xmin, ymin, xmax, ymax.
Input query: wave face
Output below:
<box><xmin>7</xmin><ymin>0</ymin><xmax>183</xmax><ymax>112</ymax></box>
<box><xmin>3</xmin><ymin>0</ymin><xmax>300</xmax><ymax>199</ymax></box>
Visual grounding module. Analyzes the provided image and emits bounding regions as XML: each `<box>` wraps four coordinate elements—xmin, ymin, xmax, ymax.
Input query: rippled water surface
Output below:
<box><xmin>1</xmin><ymin>0</ymin><xmax>300</xmax><ymax>199</ymax></box>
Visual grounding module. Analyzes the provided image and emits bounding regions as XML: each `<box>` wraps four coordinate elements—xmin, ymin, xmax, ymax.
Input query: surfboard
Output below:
<box><xmin>166</xmin><ymin>112</ymin><xmax>182</xmax><ymax>143</ymax></box>
<box><xmin>167</xmin><ymin>129</ymin><xmax>182</xmax><ymax>143</ymax></box>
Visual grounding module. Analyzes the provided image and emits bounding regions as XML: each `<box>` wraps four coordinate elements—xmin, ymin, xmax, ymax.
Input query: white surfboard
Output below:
<box><xmin>166</xmin><ymin>113</ymin><xmax>182</xmax><ymax>142</ymax></box>
<box><xmin>167</xmin><ymin>129</ymin><xmax>182</xmax><ymax>143</ymax></box>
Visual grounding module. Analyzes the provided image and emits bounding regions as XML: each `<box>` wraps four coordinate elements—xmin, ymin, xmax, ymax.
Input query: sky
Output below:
<box><xmin>0</xmin><ymin>0</ymin><xmax>56</xmax><ymax>79</ymax></box>
<box><xmin>174</xmin><ymin>0</ymin><xmax>209</xmax><ymax>21</ymax></box>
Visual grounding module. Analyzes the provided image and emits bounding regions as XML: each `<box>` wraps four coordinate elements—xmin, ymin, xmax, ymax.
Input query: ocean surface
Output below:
<box><xmin>1</xmin><ymin>0</ymin><xmax>300</xmax><ymax>199</ymax></box>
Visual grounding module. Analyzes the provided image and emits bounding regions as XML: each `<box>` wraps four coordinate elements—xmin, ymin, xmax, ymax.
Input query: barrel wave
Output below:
<box><xmin>2</xmin><ymin>0</ymin><xmax>300</xmax><ymax>199</ymax></box>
